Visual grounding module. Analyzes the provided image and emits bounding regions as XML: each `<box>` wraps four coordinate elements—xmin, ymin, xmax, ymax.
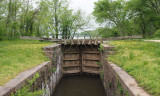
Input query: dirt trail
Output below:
<box><xmin>144</xmin><ymin>40</ymin><xmax>160</xmax><ymax>43</ymax></box>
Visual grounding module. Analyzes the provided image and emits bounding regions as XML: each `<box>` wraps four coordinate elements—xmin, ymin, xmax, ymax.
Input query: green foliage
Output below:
<box><xmin>12</xmin><ymin>73</ymin><xmax>44</xmax><ymax>96</ymax></box>
<box><xmin>93</xmin><ymin>0</ymin><xmax>128</xmax><ymax>36</ymax></box>
<box><xmin>108</xmin><ymin>40</ymin><xmax>160</xmax><ymax>96</ymax></box>
<box><xmin>109</xmin><ymin>82</ymin><xmax>112</xmax><ymax>88</ymax></box>
<box><xmin>64</xmin><ymin>68</ymin><xmax>68</xmax><ymax>71</ymax></box>
<box><xmin>129</xmin><ymin>52</ymin><xmax>134</xmax><ymax>60</ymax></box>
<box><xmin>0</xmin><ymin>0</ymin><xmax>89</xmax><ymax>40</ymax></box>
<box><xmin>99</xmin><ymin>70</ymin><xmax>104</xmax><ymax>80</ymax></box>
<box><xmin>97</xmin><ymin>27</ymin><xmax>120</xmax><ymax>38</ymax></box>
<box><xmin>93</xmin><ymin>0</ymin><xmax>160</xmax><ymax>38</ymax></box>
<box><xmin>116</xmin><ymin>80</ymin><xmax>129</xmax><ymax>96</ymax></box>
<box><xmin>96</xmin><ymin>62</ymin><xmax>102</xmax><ymax>67</ymax></box>
<box><xmin>117</xmin><ymin>81</ymin><xmax>123</xmax><ymax>95</ymax></box>
<box><xmin>59</xmin><ymin>8</ymin><xmax>90</xmax><ymax>39</ymax></box>
<box><xmin>52</xmin><ymin>67</ymin><xmax>57</xmax><ymax>72</ymax></box>
<box><xmin>98</xmin><ymin>44</ymin><xmax>104</xmax><ymax>51</ymax></box>
<box><xmin>154</xmin><ymin>29</ymin><xmax>160</xmax><ymax>38</ymax></box>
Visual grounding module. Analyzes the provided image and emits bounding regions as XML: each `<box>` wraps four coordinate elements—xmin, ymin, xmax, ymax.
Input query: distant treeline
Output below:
<box><xmin>93</xmin><ymin>0</ymin><xmax>160</xmax><ymax>38</ymax></box>
<box><xmin>0</xmin><ymin>0</ymin><xmax>89</xmax><ymax>40</ymax></box>
<box><xmin>1</xmin><ymin>0</ymin><xmax>160</xmax><ymax>40</ymax></box>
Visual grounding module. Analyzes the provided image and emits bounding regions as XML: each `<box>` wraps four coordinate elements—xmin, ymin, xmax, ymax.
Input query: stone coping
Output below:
<box><xmin>101</xmin><ymin>44</ymin><xmax>115</xmax><ymax>50</ymax></box>
<box><xmin>43</xmin><ymin>44</ymin><xmax>61</xmax><ymax>49</ymax></box>
<box><xmin>108</xmin><ymin>62</ymin><xmax>150</xmax><ymax>96</ymax></box>
<box><xmin>43</xmin><ymin>44</ymin><xmax>61</xmax><ymax>52</ymax></box>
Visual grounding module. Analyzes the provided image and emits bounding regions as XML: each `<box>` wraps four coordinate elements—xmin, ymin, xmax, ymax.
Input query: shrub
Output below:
<box><xmin>98</xmin><ymin>27</ymin><xmax>120</xmax><ymax>38</ymax></box>
<box><xmin>154</xmin><ymin>29</ymin><xmax>160</xmax><ymax>38</ymax></box>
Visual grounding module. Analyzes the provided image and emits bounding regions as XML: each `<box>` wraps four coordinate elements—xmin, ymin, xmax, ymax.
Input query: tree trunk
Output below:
<box><xmin>140</xmin><ymin>13</ymin><xmax>146</xmax><ymax>38</ymax></box>
<box><xmin>54</xmin><ymin>0</ymin><xmax>59</xmax><ymax>39</ymax></box>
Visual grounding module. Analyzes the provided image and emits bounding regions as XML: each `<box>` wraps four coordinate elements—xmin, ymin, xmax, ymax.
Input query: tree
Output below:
<box><xmin>71</xmin><ymin>10</ymin><xmax>90</xmax><ymax>38</ymax></box>
<box><xmin>0</xmin><ymin>0</ymin><xmax>90</xmax><ymax>40</ymax></box>
<box><xmin>49</xmin><ymin>0</ymin><xmax>68</xmax><ymax>39</ymax></box>
<box><xmin>0</xmin><ymin>0</ymin><xmax>6</xmax><ymax>40</ymax></box>
<box><xmin>126</xmin><ymin>0</ymin><xmax>160</xmax><ymax>37</ymax></box>
<box><xmin>93</xmin><ymin>0</ymin><xmax>128</xmax><ymax>36</ymax></box>
<box><xmin>93</xmin><ymin>0</ymin><xmax>160</xmax><ymax>38</ymax></box>
<box><xmin>49</xmin><ymin>0</ymin><xmax>89</xmax><ymax>39</ymax></box>
<box><xmin>59</xmin><ymin>8</ymin><xmax>89</xmax><ymax>39</ymax></box>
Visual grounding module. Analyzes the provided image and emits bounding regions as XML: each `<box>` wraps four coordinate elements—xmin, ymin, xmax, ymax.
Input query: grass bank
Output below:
<box><xmin>108</xmin><ymin>40</ymin><xmax>160</xmax><ymax>96</ymax></box>
<box><xmin>0</xmin><ymin>40</ymin><xmax>51</xmax><ymax>85</ymax></box>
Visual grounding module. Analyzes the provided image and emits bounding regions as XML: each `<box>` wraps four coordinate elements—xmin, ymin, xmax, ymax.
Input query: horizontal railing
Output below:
<box><xmin>20</xmin><ymin>35</ymin><xmax>143</xmax><ymax>42</ymax></box>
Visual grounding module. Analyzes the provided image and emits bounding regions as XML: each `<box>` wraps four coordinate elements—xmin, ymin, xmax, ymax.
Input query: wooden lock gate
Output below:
<box><xmin>62</xmin><ymin>44</ymin><xmax>101</xmax><ymax>74</ymax></box>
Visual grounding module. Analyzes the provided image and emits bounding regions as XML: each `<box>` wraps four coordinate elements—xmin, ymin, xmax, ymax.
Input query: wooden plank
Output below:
<box><xmin>63</xmin><ymin>58</ymin><xmax>79</xmax><ymax>61</ymax></box>
<box><xmin>83</xmin><ymin>64</ymin><xmax>100</xmax><ymax>67</ymax></box>
<box><xmin>63</xmin><ymin>64</ymin><xmax>80</xmax><ymax>67</ymax></box>
<box><xmin>83</xmin><ymin>58</ymin><xmax>100</xmax><ymax>60</ymax></box>
<box><xmin>83</xmin><ymin>51</ymin><xmax>99</xmax><ymax>54</ymax></box>
<box><xmin>63</xmin><ymin>70</ymin><xmax>81</xmax><ymax>74</ymax></box>
<box><xmin>63</xmin><ymin>52</ymin><xmax>80</xmax><ymax>54</ymax></box>
<box><xmin>83</xmin><ymin>70</ymin><xmax>99</xmax><ymax>74</ymax></box>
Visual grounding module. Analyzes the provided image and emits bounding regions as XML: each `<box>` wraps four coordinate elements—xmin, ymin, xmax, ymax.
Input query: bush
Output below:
<box><xmin>154</xmin><ymin>29</ymin><xmax>160</xmax><ymax>38</ymax></box>
<box><xmin>98</xmin><ymin>27</ymin><xmax>120</xmax><ymax>38</ymax></box>
<box><xmin>0</xmin><ymin>37</ymin><xmax>2</xmax><ymax>41</ymax></box>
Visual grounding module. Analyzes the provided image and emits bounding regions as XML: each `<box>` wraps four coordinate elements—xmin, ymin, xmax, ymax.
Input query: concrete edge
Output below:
<box><xmin>43</xmin><ymin>44</ymin><xmax>61</xmax><ymax>49</ymax></box>
<box><xmin>0</xmin><ymin>61</ymin><xmax>51</xmax><ymax>96</ymax></box>
<box><xmin>42</xmin><ymin>44</ymin><xmax>61</xmax><ymax>60</ymax></box>
<box><xmin>108</xmin><ymin>62</ymin><xmax>150</xmax><ymax>96</ymax></box>
<box><xmin>101</xmin><ymin>44</ymin><xmax>115</xmax><ymax>50</ymax></box>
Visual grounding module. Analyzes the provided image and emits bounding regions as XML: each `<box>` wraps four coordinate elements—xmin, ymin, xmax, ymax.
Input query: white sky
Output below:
<box><xmin>69</xmin><ymin>0</ymin><xmax>98</xmax><ymax>15</ymax></box>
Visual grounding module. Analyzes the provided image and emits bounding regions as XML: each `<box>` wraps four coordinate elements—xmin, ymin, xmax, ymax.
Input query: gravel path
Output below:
<box><xmin>144</xmin><ymin>40</ymin><xmax>160</xmax><ymax>43</ymax></box>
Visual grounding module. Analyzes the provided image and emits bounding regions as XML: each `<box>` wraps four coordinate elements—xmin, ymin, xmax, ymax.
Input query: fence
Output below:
<box><xmin>102</xmin><ymin>35</ymin><xmax>143</xmax><ymax>41</ymax></box>
<box><xmin>20</xmin><ymin>35</ymin><xmax>143</xmax><ymax>42</ymax></box>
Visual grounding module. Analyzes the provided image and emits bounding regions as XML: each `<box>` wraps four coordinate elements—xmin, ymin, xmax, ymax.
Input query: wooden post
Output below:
<box><xmin>88</xmin><ymin>36</ymin><xmax>92</xmax><ymax>45</ymax></box>
<box><xmin>77</xmin><ymin>36</ymin><xmax>80</xmax><ymax>45</ymax></box>
<box><xmin>82</xmin><ymin>36</ymin><xmax>85</xmax><ymax>45</ymax></box>
<box><xmin>94</xmin><ymin>36</ymin><xmax>98</xmax><ymax>45</ymax></box>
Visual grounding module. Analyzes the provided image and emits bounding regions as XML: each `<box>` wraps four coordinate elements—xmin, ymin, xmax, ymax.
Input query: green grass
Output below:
<box><xmin>0</xmin><ymin>39</ymin><xmax>51</xmax><ymax>85</ymax></box>
<box><xmin>108</xmin><ymin>40</ymin><xmax>160</xmax><ymax>96</ymax></box>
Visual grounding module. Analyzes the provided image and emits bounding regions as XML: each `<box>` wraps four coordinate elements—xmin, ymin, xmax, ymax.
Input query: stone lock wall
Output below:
<box><xmin>42</xmin><ymin>44</ymin><xmax>63</xmax><ymax>96</ymax></box>
<box><xmin>101</xmin><ymin>44</ymin><xmax>150</xmax><ymax>96</ymax></box>
<box><xmin>0</xmin><ymin>44</ymin><xmax>63</xmax><ymax>96</ymax></box>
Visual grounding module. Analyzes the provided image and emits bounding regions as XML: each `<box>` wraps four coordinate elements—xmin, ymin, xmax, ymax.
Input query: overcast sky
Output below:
<box><xmin>69</xmin><ymin>0</ymin><xmax>98</xmax><ymax>15</ymax></box>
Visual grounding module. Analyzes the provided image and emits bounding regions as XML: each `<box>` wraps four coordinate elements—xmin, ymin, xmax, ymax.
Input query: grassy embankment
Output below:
<box><xmin>108</xmin><ymin>40</ymin><xmax>160</xmax><ymax>96</ymax></box>
<box><xmin>0</xmin><ymin>40</ymin><xmax>51</xmax><ymax>85</ymax></box>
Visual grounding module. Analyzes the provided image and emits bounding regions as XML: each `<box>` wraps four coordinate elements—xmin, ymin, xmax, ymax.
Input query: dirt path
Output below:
<box><xmin>144</xmin><ymin>40</ymin><xmax>160</xmax><ymax>43</ymax></box>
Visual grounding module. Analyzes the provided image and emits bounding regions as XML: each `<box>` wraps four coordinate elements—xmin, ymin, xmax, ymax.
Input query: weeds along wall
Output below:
<box><xmin>0</xmin><ymin>44</ymin><xmax>63</xmax><ymax>96</ymax></box>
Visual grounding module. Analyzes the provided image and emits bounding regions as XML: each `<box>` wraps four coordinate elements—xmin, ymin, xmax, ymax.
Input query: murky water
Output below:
<box><xmin>52</xmin><ymin>75</ymin><xmax>106</xmax><ymax>96</ymax></box>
